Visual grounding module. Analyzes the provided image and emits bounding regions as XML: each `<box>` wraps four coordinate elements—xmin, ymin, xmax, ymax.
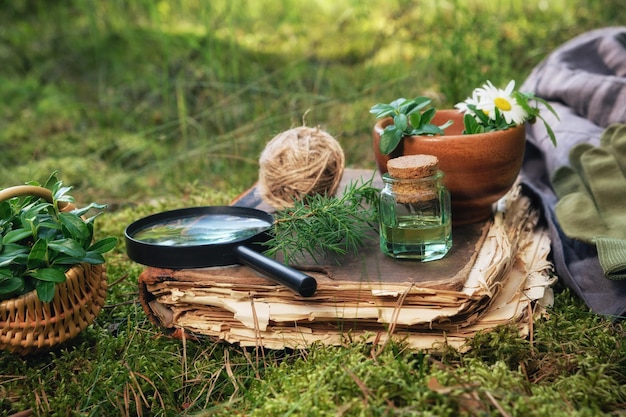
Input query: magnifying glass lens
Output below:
<box><xmin>126</xmin><ymin>206</ymin><xmax>316</xmax><ymax>296</ymax></box>
<box><xmin>132</xmin><ymin>214</ymin><xmax>273</xmax><ymax>246</ymax></box>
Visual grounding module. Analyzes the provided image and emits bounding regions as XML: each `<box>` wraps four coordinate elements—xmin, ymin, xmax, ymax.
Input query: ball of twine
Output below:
<box><xmin>258</xmin><ymin>126</ymin><xmax>345</xmax><ymax>209</ymax></box>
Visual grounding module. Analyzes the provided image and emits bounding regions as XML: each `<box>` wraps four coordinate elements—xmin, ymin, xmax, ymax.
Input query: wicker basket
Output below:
<box><xmin>0</xmin><ymin>186</ymin><xmax>108</xmax><ymax>355</ymax></box>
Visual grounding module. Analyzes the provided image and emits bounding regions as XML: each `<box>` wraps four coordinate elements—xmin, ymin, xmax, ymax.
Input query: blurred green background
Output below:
<box><xmin>2</xmin><ymin>0</ymin><xmax>623</xmax><ymax>205</ymax></box>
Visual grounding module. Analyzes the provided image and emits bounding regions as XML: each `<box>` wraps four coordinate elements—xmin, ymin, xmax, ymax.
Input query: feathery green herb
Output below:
<box><xmin>264</xmin><ymin>178</ymin><xmax>380</xmax><ymax>264</ymax></box>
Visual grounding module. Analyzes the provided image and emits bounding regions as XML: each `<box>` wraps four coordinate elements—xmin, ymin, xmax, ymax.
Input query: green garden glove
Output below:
<box><xmin>551</xmin><ymin>124</ymin><xmax>626</xmax><ymax>280</ymax></box>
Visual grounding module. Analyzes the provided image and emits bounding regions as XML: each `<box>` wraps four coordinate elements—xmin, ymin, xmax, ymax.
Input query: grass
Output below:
<box><xmin>1</xmin><ymin>0</ymin><xmax>625</xmax><ymax>415</ymax></box>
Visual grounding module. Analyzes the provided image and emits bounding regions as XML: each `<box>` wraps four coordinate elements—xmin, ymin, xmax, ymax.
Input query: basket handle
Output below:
<box><xmin>0</xmin><ymin>185</ymin><xmax>73</xmax><ymax>211</ymax></box>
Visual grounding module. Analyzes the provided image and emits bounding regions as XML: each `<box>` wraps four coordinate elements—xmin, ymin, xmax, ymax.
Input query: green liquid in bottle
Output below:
<box><xmin>380</xmin><ymin>215</ymin><xmax>452</xmax><ymax>261</ymax></box>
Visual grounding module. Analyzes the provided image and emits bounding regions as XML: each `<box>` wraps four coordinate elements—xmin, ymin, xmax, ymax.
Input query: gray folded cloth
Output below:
<box><xmin>520</xmin><ymin>27</ymin><xmax>626</xmax><ymax>317</ymax></box>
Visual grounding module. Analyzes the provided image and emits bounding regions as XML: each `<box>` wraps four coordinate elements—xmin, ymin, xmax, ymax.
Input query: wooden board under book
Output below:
<box><xmin>230</xmin><ymin>168</ymin><xmax>489</xmax><ymax>291</ymax></box>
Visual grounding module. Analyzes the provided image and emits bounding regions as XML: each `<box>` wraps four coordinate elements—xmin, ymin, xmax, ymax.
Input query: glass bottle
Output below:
<box><xmin>379</xmin><ymin>170</ymin><xmax>452</xmax><ymax>261</ymax></box>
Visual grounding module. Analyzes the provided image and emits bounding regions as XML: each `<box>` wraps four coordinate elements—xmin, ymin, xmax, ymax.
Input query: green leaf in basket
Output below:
<box><xmin>38</xmin><ymin>218</ymin><xmax>62</xmax><ymax>231</ymax></box>
<box><xmin>87</xmin><ymin>236</ymin><xmax>118</xmax><ymax>255</ymax></box>
<box><xmin>30</xmin><ymin>267</ymin><xmax>67</xmax><ymax>283</ymax></box>
<box><xmin>71</xmin><ymin>202</ymin><xmax>107</xmax><ymax>218</ymax></box>
<box><xmin>48</xmin><ymin>254</ymin><xmax>80</xmax><ymax>266</ymax></box>
<box><xmin>2</xmin><ymin>228</ymin><xmax>32</xmax><ymax>244</ymax></box>
<box><xmin>37</xmin><ymin>224</ymin><xmax>61</xmax><ymax>241</ymax></box>
<box><xmin>0</xmin><ymin>243</ymin><xmax>29</xmax><ymax>267</ymax></box>
<box><xmin>21</xmin><ymin>202</ymin><xmax>53</xmax><ymax>228</ymax></box>
<box><xmin>27</xmin><ymin>239</ymin><xmax>49</xmax><ymax>269</ymax></box>
<box><xmin>0</xmin><ymin>201</ymin><xmax>12</xmax><ymax>220</ymax></box>
<box><xmin>82</xmin><ymin>251</ymin><xmax>106</xmax><ymax>264</ymax></box>
<box><xmin>51</xmin><ymin>251</ymin><xmax>105</xmax><ymax>266</ymax></box>
<box><xmin>35</xmin><ymin>280</ymin><xmax>56</xmax><ymax>303</ymax></box>
<box><xmin>59</xmin><ymin>212</ymin><xmax>92</xmax><ymax>242</ymax></box>
<box><xmin>48</xmin><ymin>238</ymin><xmax>87</xmax><ymax>258</ymax></box>
<box><xmin>43</xmin><ymin>170</ymin><xmax>60</xmax><ymax>190</ymax></box>
<box><xmin>53</xmin><ymin>185</ymin><xmax>74</xmax><ymax>204</ymax></box>
<box><xmin>0</xmin><ymin>274</ymin><xmax>24</xmax><ymax>295</ymax></box>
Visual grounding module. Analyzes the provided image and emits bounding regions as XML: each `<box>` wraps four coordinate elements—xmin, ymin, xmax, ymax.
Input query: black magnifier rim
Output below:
<box><xmin>124</xmin><ymin>206</ymin><xmax>274</xmax><ymax>269</ymax></box>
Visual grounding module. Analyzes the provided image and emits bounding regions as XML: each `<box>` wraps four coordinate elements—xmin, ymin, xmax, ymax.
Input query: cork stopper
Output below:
<box><xmin>387</xmin><ymin>155</ymin><xmax>439</xmax><ymax>179</ymax></box>
<box><xmin>386</xmin><ymin>155</ymin><xmax>440</xmax><ymax>203</ymax></box>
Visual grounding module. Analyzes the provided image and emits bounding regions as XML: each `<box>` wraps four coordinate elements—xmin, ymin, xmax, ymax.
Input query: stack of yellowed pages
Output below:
<box><xmin>138</xmin><ymin>171</ymin><xmax>555</xmax><ymax>351</ymax></box>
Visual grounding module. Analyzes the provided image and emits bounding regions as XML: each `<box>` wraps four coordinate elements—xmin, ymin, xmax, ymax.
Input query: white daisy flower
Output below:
<box><xmin>476</xmin><ymin>80</ymin><xmax>528</xmax><ymax>125</ymax></box>
<box><xmin>455</xmin><ymin>90</ymin><xmax>482</xmax><ymax>117</ymax></box>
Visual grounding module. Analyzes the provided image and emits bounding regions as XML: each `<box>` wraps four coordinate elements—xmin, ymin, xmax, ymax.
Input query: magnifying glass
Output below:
<box><xmin>125</xmin><ymin>206</ymin><xmax>317</xmax><ymax>297</ymax></box>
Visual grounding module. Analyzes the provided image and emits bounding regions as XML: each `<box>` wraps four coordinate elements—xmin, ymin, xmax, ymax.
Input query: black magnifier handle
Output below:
<box><xmin>233</xmin><ymin>245</ymin><xmax>317</xmax><ymax>297</ymax></box>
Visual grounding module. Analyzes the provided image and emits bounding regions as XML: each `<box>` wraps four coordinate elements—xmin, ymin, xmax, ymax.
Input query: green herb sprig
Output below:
<box><xmin>370</xmin><ymin>97</ymin><xmax>453</xmax><ymax>155</ymax></box>
<box><xmin>264</xmin><ymin>178</ymin><xmax>380</xmax><ymax>264</ymax></box>
<box><xmin>0</xmin><ymin>172</ymin><xmax>118</xmax><ymax>302</ymax></box>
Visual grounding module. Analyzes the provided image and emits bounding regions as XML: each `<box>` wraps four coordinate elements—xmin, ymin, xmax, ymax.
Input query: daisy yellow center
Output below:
<box><xmin>494</xmin><ymin>97</ymin><xmax>512</xmax><ymax>111</ymax></box>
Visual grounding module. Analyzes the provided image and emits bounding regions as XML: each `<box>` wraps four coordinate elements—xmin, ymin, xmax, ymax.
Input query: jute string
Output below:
<box><xmin>258</xmin><ymin>126</ymin><xmax>345</xmax><ymax>209</ymax></box>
